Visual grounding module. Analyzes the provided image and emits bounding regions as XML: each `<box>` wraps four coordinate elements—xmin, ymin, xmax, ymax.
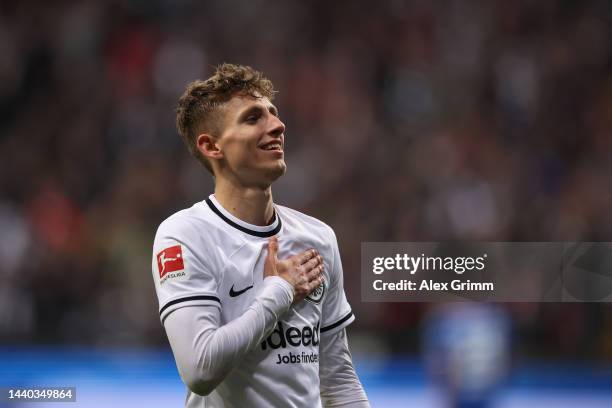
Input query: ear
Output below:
<box><xmin>196</xmin><ymin>133</ymin><xmax>223</xmax><ymax>160</ymax></box>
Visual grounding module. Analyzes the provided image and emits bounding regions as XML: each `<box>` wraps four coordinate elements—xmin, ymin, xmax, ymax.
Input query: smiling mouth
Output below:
<box><xmin>259</xmin><ymin>142</ymin><xmax>283</xmax><ymax>152</ymax></box>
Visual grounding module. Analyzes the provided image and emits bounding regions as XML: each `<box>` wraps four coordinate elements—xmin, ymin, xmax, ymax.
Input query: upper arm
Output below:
<box><xmin>319</xmin><ymin>329</ymin><xmax>370</xmax><ymax>407</ymax></box>
<box><xmin>321</xmin><ymin>228</ymin><xmax>355</xmax><ymax>335</ymax></box>
<box><xmin>152</xmin><ymin>219</ymin><xmax>221</xmax><ymax>324</ymax></box>
<box><xmin>164</xmin><ymin>305</ymin><xmax>222</xmax><ymax>396</ymax></box>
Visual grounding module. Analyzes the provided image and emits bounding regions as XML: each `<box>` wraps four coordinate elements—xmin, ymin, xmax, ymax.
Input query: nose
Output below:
<box><xmin>268</xmin><ymin>115</ymin><xmax>285</xmax><ymax>138</ymax></box>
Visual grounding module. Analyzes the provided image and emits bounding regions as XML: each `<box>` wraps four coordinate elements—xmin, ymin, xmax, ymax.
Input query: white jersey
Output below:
<box><xmin>151</xmin><ymin>194</ymin><xmax>355</xmax><ymax>407</ymax></box>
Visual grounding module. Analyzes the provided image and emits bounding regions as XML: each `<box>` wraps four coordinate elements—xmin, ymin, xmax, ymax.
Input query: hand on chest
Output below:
<box><xmin>218</xmin><ymin>238</ymin><xmax>329</xmax><ymax>320</ymax></box>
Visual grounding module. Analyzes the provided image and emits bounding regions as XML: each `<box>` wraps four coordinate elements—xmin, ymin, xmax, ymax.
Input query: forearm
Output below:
<box><xmin>164</xmin><ymin>276</ymin><xmax>293</xmax><ymax>395</ymax></box>
<box><xmin>320</xmin><ymin>329</ymin><xmax>370</xmax><ymax>407</ymax></box>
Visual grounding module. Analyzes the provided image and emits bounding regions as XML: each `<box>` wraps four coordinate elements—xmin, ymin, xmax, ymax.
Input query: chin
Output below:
<box><xmin>256</xmin><ymin>160</ymin><xmax>285</xmax><ymax>184</ymax></box>
<box><xmin>267</xmin><ymin>161</ymin><xmax>287</xmax><ymax>181</ymax></box>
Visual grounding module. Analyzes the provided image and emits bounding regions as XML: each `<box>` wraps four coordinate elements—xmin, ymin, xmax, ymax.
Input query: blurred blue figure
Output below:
<box><xmin>423</xmin><ymin>304</ymin><xmax>511</xmax><ymax>408</ymax></box>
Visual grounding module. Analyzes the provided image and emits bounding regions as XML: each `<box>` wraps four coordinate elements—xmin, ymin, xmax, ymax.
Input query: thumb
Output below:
<box><xmin>264</xmin><ymin>237</ymin><xmax>279</xmax><ymax>278</ymax></box>
<box><xmin>267</xmin><ymin>236</ymin><xmax>279</xmax><ymax>262</ymax></box>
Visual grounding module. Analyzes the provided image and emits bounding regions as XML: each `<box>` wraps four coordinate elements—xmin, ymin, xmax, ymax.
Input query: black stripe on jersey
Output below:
<box><xmin>321</xmin><ymin>311</ymin><xmax>354</xmax><ymax>333</ymax></box>
<box><xmin>159</xmin><ymin>295</ymin><xmax>221</xmax><ymax>318</ymax></box>
<box><xmin>205</xmin><ymin>198</ymin><xmax>282</xmax><ymax>238</ymax></box>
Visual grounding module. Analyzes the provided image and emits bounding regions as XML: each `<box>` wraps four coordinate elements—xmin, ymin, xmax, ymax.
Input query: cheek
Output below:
<box><xmin>223</xmin><ymin>137</ymin><xmax>258</xmax><ymax>164</ymax></box>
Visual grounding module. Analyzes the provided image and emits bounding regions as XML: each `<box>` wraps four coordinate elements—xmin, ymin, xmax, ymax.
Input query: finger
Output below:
<box><xmin>267</xmin><ymin>237</ymin><xmax>279</xmax><ymax>263</ymax></box>
<box><xmin>302</xmin><ymin>255</ymin><xmax>322</xmax><ymax>272</ymax></box>
<box><xmin>295</xmin><ymin>248</ymin><xmax>317</xmax><ymax>265</ymax></box>
<box><xmin>310</xmin><ymin>274</ymin><xmax>325</xmax><ymax>290</ymax></box>
<box><xmin>306</xmin><ymin>264</ymin><xmax>323</xmax><ymax>282</ymax></box>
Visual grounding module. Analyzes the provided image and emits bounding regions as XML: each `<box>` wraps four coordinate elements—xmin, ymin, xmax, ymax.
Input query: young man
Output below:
<box><xmin>151</xmin><ymin>63</ymin><xmax>369</xmax><ymax>407</ymax></box>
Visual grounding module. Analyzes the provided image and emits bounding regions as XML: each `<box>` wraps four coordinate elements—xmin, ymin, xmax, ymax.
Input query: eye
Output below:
<box><xmin>245</xmin><ymin>112</ymin><xmax>261</xmax><ymax>123</ymax></box>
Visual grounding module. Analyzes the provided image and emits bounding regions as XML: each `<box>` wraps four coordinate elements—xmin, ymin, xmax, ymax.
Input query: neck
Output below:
<box><xmin>214</xmin><ymin>178</ymin><xmax>275</xmax><ymax>226</ymax></box>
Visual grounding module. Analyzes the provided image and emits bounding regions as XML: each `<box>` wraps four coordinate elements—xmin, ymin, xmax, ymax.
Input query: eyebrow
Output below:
<box><xmin>268</xmin><ymin>104</ymin><xmax>279</xmax><ymax>117</ymax></box>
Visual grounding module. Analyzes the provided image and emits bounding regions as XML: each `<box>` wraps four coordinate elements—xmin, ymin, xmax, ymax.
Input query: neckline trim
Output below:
<box><xmin>205</xmin><ymin>195</ymin><xmax>281</xmax><ymax>238</ymax></box>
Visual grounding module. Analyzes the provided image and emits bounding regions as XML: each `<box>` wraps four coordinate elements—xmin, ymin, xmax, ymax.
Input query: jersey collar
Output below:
<box><xmin>205</xmin><ymin>194</ymin><xmax>282</xmax><ymax>238</ymax></box>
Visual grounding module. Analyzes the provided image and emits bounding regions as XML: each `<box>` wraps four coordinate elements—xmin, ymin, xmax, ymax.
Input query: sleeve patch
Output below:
<box><xmin>157</xmin><ymin>245</ymin><xmax>185</xmax><ymax>278</ymax></box>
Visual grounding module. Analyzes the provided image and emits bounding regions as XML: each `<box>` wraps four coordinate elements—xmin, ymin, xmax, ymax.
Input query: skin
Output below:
<box><xmin>196</xmin><ymin>94</ymin><xmax>323</xmax><ymax>302</ymax></box>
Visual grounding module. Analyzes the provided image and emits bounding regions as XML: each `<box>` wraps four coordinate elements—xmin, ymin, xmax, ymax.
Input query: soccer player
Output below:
<box><xmin>151</xmin><ymin>63</ymin><xmax>370</xmax><ymax>407</ymax></box>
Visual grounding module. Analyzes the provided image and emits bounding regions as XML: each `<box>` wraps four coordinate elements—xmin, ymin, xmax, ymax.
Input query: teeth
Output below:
<box><xmin>263</xmin><ymin>144</ymin><xmax>281</xmax><ymax>150</ymax></box>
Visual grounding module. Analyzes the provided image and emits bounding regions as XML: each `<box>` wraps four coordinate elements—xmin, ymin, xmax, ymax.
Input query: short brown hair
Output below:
<box><xmin>176</xmin><ymin>63</ymin><xmax>276</xmax><ymax>173</ymax></box>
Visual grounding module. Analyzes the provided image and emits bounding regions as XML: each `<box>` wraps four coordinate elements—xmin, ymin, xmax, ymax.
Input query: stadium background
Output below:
<box><xmin>1</xmin><ymin>0</ymin><xmax>612</xmax><ymax>406</ymax></box>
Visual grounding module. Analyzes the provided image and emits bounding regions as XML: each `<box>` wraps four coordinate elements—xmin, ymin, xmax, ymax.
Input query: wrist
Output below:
<box><xmin>263</xmin><ymin>276</ymin><xmax>294</xmax><ymax>303</ymax></box>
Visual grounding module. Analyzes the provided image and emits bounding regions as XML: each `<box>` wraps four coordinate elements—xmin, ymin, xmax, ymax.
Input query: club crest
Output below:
<box><xmin>306</xmin><ymin>281</ymin><xmax>325</xmax><ymax>304</ymax></box>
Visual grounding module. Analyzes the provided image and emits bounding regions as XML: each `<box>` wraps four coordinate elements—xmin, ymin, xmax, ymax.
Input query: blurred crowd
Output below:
<box><xmin>1</xmin><ymin>0</ymin><xmax>612</xmax><ymax>362</ymax></box>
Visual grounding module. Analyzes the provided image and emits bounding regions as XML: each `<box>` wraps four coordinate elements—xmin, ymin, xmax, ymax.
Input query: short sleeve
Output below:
<box><xmin>152</xmin><ymin>218</ymin><xmax>221</xmax><ymax>324</ymax></box>
<box><xmin>321</xmin><ymin>228</ymin><xmax>355</xmax><ymax>336</ymax></box>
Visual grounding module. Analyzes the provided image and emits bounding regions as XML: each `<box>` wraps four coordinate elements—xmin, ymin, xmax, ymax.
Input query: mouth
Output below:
<box><xmin>258</xmin><ymin>141</ymin><xmax>283</xmax><ymax>152</ymax></box>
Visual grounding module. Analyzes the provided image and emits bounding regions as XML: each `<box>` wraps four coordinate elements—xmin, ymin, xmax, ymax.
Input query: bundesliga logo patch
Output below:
<box><xmin>157</xmin><ymin>245</ymin><xmax>185</xmax><ymax>279</ymax></box>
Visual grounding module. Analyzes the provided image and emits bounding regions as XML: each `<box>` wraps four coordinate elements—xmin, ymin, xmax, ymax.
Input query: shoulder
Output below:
<box><xmin>155</xmin><ymin>201</ymin><xmax>216</xmax><ymax>243</ymax></box>
<box><xmin>275</xmin><ymin>204</ymin><xmax>337</xmax><ymax>242</ymax></box>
